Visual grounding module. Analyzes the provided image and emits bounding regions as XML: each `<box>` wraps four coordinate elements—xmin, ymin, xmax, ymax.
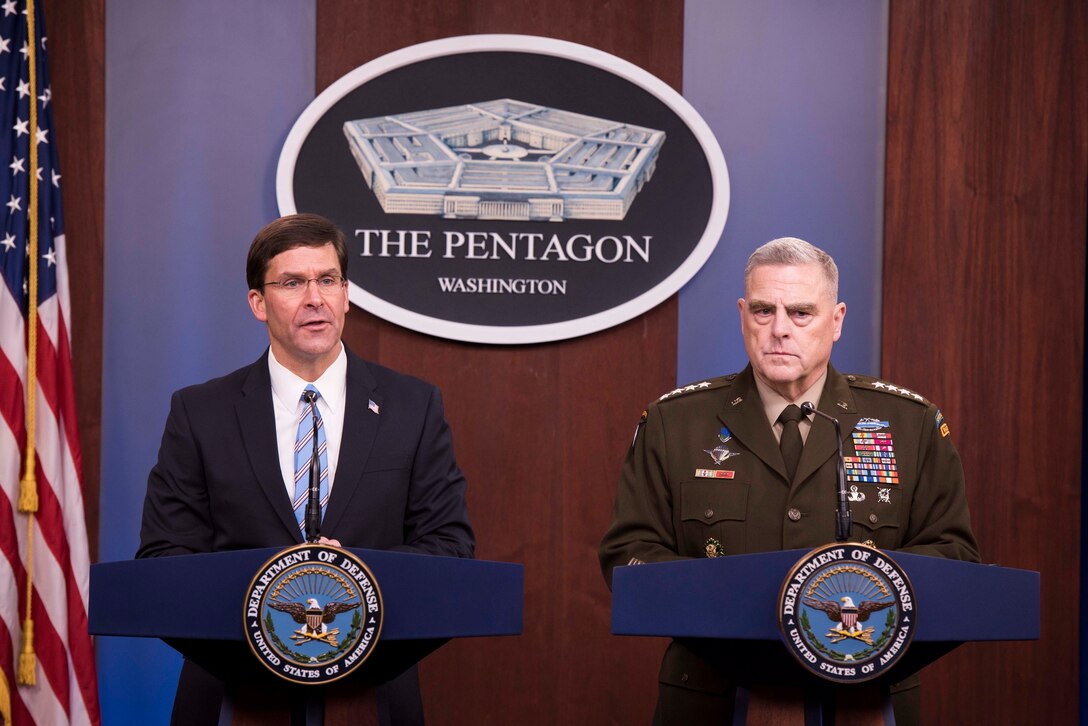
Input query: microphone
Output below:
<box><xmin>800</xmin><ymin>401</ymin><xmax>852</xmax><ymax>542</ymax></box>
<box><xmin>302</xmin><ymin>390</ymin><xmax>322</xmax><ymax>543</ymax></box>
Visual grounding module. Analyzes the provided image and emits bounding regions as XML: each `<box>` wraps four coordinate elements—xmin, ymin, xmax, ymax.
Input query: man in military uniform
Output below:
<box><xmin>599</xmin><ymin>237</ymin><xmax>979</xmax><ymax>724</ymax></box>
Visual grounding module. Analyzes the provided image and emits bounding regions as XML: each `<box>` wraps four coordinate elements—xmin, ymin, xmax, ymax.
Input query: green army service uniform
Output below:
<box><xmin>599</xmin><ymin>365</ymin><xmax>979</xmax><ymax>724</ymax></box>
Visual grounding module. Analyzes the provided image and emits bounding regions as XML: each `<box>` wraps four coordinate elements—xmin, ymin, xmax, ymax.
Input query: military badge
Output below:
<box><xmin>854</xmin><ymin>418</ymin><xmax>889</xmax><ymax>432</ymax></box>
<box><xmin>847</xmin><ymin>485</ymin><xmax>865</xmax><ymax>502</ymax></box>
<box><xmin>244</xmin><ymin>544</ymin><xmax>383</xmax><ymax>684</ymax></box>
<box><xmin>703</xmin><ymin>538</ymin><xmax>723</xmax><ymax>558</ymax></box>
<box><xmin>695</xmin><ymin>469</ymin><xmax>735</xmax><ymax>479</ymax></box>
<box><xmin>704</xmin><ymin>444</ymin><xmax>739</xmax><ymax>465</ymax></box>
<box><xmin>846</xmin><ymin>431</ymin><xmax>899</xmax><ymax>485</ymax></box>
<box><xmin>718</xmin><ymin>426</ymin><xmax>732</xmax><ymax>443</ymax></box>
<box><xmin>878</xmin><ymin>487</ymin><xmax>891</xmax><ymax>504</ymax></box>
<box><xmin>777</xmin><ymin>543</ymin><xmax>916</xmax><ymax>684</ymax></box>
<box><xmin>935</xmin><ymin>409</ymin><xmax>950</xmax><ymax>438</ymax></box>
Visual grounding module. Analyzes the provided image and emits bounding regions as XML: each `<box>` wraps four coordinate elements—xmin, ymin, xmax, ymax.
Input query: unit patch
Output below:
<box><xmin>244</xmin><ymin>544</ymin><xmax>383</xmax><ymax>684</ymax></box>
<box><xmin>935</xmin><ymin>409</ymin><xmax>950</xmax><ymax>438</ymax></box>
<box><xmin>777</xmin><ymin>543</ymin><xmax>916</xmax><ymax>684</ymax></box>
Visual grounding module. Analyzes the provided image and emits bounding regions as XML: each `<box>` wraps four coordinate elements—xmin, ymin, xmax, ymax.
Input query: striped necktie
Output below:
<box><xmin>293</xmin><ymin>384</ymin><xmax>330</xmax><ymax>535</ymax></box>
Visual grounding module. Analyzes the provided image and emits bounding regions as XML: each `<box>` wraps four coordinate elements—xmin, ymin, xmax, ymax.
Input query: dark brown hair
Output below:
<box><xmin>246</xmin><ymin>213</ymin><xmax>348</xmax><ymax>291</ymax></box>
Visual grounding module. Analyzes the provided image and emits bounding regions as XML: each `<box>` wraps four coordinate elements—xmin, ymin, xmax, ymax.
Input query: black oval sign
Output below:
<box><xmin>279</xmin><ymin>35</ymin><xmax>729</xmax><ymax>344</ymax></box>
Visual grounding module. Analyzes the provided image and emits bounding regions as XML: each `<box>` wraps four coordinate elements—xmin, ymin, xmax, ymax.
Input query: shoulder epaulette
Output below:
<box><xmin>656</xmin><ymin>373</ymin><xmax>736</xmax><ymax>402</ymax></box>
<box><xmin>844</xmin><ymin>374</ymin><xmax>931</xmax><ymax>406</ymax></box>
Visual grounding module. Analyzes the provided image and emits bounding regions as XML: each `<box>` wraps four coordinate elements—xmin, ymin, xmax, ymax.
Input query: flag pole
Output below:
<box><xmin>17</xmin><ymin>0</ymin><xmax>40</xmax><ymax>688</ymax></box>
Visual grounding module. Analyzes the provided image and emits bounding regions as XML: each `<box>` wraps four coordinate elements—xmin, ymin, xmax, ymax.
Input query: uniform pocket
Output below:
<box><xmin>848</xmin><ymin>485</ymin><xmax>901</xmax><ymax>549</ymax></box>
<box><xmin>679</xmin><ymin>480</ymin><xmax>749</xmax><ymax>556</ymax></box>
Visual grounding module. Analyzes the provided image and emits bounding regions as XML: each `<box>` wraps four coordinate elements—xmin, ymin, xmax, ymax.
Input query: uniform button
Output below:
<box><xmin>869</xmin><ymin>513</ymin><xmax>879</xmax><ymax>524</ymax></box>
<box><xmin>704</xmin><ymin>508</ymin><xmax>714</xmax><ymax>519</ymax></box>
<box><xmin>787</xmin><ymin>508</ymin><xmax>802</xmax><ymax>522</ymax></box>
<box><xmin>847</xmin><ymin>375</ymin><xmax>857</xmax><ymax>382</ymax></box>
<box><xmin>681</xmin><ymin>673</ymin><xmax>689</xmax><ymax>683</ymax></box>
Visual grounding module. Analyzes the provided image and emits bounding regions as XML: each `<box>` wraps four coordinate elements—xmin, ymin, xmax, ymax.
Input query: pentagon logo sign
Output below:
<box><xmin>278</xmin><ymin>35</ymin><xmax>729</xmax><ymax>344</ymax></box>
<box><xmin>244</xmin><ymin>545</ymin><xmax>383</xmax><ymax>684</ymax></box>
<box><xmin>777</xmin><ymin>543</ymin><xmax>916</xmax><ymax>683</ymax></box>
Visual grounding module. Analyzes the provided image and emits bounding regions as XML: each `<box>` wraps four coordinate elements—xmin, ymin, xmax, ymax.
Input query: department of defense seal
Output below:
<box><xmin>777</xmin><ymin>543</ymin><xmax>915</xmax><ymax>684</ymax></box>
<box><xmin>244</xmin><ymin>544</ymin><xmax>383</xmax><ymax>684</ymax></box>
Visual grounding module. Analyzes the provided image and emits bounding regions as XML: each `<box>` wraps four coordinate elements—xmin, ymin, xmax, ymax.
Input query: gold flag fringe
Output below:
<box><xmin>18</xmin><ymin>0</ymin><xmax>41</xmax><ymax>686</ymax></box>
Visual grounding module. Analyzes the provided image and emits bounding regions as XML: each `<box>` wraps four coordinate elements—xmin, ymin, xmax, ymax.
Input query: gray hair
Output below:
<box><xmin>744</xmin><ymin>237</ymin><xmax>839</xmax><ymax>301</ymax></box>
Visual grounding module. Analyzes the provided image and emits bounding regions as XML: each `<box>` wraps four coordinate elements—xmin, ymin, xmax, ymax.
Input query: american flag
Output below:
<box><xmin>0</xmin><ymin>1</ymin><xmax>100</xmax><ymax>724</ymax></box>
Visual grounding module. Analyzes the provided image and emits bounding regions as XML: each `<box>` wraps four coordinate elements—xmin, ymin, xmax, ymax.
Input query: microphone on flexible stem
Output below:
<box><xmin>800</xmin><ymin>401</ymin><xmax>852</xmax><ymax>542</ymax></box>
<box><xmin>302</xmin><ymin>390</ymin><xmax>321</xmax><ymax>543</ymax></box>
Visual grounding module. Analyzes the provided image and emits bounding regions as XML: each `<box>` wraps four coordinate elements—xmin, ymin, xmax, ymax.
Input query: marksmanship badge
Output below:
<box><xmin>777</xmin><ymin>543</ymin><xmax>915</xmax><ymax>683</ymax></box>
<box><xmin>244</xmin><ymin>544</ymin><xmax>383</xmax><ymax>684</ymax></box>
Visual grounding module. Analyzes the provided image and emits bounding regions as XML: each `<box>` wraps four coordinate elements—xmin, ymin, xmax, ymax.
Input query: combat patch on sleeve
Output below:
<box><xmin>935</xmin><ymin>409</ymin><xmax>951</xmax><ymax>437</ymax></box>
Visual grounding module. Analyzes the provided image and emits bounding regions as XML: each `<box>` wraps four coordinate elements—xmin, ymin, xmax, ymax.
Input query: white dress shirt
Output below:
<box><xmin>268</xmin><ymin>345</ymin><xmax>347</xmax><ymax>499</ymax></box>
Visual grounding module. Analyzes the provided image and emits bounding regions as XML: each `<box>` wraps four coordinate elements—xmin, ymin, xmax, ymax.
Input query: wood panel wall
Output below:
<box><xmin>42</xmin><ymin>0</ymin><xmax>104</xmax><ymax>561</ymax></box>
<box><xmin>51</xmin><ymin>0</ymin><xmax>1087</xmax><ymax>722</ymax></box>
<box><xmin>316</xmin><ymin>2</ymin><xmax>682</xmax><ymax>723</ymax></box>
<box><xmin>884</xmin><ymin>1</ymin><xmax>1086</xmax><ymax>723</ymax></box>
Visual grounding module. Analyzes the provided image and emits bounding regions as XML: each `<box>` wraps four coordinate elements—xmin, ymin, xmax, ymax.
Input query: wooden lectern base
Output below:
<box><xmin>221</xmin><ymin>678</ymin><xmax>380</xmax><ymax>726</ymax></box>
<box><xmin>737</xmin><ymin>684</ymin><xmax>892</xmax><ymax>726</ymax></box>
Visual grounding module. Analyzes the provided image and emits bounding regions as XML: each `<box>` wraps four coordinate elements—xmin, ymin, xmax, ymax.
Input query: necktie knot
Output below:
<box><xmin>778</xmin><ymin>403</ymin><xmax>805</xmax><ymax>424</ymax></box>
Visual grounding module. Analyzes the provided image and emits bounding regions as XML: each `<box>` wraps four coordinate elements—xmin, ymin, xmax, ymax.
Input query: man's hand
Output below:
<box><xmin>317</xmin><ymin>536</ymin><xmax>342</xmax><ymax>547</ymax></box>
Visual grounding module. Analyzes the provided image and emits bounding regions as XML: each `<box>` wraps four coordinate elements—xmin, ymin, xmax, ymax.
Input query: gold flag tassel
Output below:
<box><xmin>0</xmin><ymin>665</ymin><xmax>12</xmax><ymax>726</ymax></box>
<box><xmin>18</xmin><ymin>0</ymin><xmax>41</xmax><ymax>687</ymax></box>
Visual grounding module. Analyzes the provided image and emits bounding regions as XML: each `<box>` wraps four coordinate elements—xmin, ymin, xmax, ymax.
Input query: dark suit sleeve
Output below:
<box><xmin>390</xmin><ymin>386</ymin><xmax>474</xmax><ymax>558</ymax></box>
<box><xmin>136</xmin><ymin>390</ymin><xmax>214</xmax><ymax>558</ymax></box>
<box><xmin>598</xmin><ymin>403</ymin><xmax>687</xmax><ymax>588</ymax></box>
<box><xmin>898</xmin><ymin>403</ymin><xmax>981</xmax><ymax>562</ymax></box>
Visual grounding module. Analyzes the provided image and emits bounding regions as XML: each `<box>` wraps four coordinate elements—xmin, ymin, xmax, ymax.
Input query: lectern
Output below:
<box><xmin>90</xmin><ymin>548</ymin><xmax>523</xmax><ymax>725</ymax></box>
<box><xmin>611</xmin><ymin>549</ymin><xmax>1039</xmax><ymax>724</ymax></box>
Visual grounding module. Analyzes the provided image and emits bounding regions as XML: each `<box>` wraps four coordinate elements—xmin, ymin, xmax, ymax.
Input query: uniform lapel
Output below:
<box><xmin>320</xmin><ymin>351</ymin><xmax>381</xmax><ymax>536</ymax></box>
<box><xmin>794</xmin><ymin>365</ymin><xmax>862</xmax><ymax>486</ymax></box>
<box><xmin>717</xmin><ymin>366</ymin><xmax>790</xmax><ymax>482</ymax></box>
<box><xmin>236</xmin><ymin>353</ymin><xmax>303</xmax><ymax>541</ymax></box>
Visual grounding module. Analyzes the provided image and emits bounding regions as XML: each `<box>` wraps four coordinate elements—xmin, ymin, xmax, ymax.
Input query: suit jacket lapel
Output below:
<box><xmin>718</xmin><ymin>366</ymin><xmax>790</xmax><ymax>482</ymax></box>
<box><xmin>236</xmin><ymin>353</ymin><xmax>303</xmax><ymax>541</ymax></box>
<box><xmin>320</xmin><ymin>351</ymin><xmax>381</xmax><ymax>535</ymax></box>
<box><xmin>794</xmin><ymin>365</ymin><xmax>862</xmax><ymax>486</ymax></box>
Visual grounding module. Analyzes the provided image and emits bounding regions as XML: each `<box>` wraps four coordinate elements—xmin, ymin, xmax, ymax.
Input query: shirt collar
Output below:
<box><xmin>754</xmin><ymin>367</ymin><xmax>829</xmax><ymax>427</ymax></box>
<box><xmin>268</xmin><ymin>344</ymin><xmax>348</xmax><ymax>414</ymax></box>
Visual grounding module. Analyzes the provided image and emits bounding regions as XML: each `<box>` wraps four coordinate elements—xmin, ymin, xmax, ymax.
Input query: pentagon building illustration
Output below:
<box><xmin>342</xmin><ymin>99</ymin><xmax>665</xmax><ymax>222</ymax></box>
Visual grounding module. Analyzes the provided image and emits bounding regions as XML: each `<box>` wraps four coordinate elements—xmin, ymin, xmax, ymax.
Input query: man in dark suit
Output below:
<box><xmin>138</xmin><ymin>213</ymin><xmax>473</xmax><ymax>724</ymax></box>
<box><xmin>599</xmin><ymin>237</ymin><xmax>978</xmax><ymax>725</ymax></box>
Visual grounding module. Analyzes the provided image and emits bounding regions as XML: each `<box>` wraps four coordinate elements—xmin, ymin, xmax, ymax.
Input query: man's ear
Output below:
<box><xmin>248</xmin><ymin>289</ymin><xmax>267</xmax><ymax>322</ymax></box>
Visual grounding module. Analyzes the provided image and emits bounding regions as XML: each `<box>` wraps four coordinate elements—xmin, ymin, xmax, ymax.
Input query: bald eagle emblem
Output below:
<box><xmin>777</xmin><ymin>543</ymin><xmax>917</xmax><ymax>684</ymax></box>
<box><xmin>802</xmin><ymin>595</ymin><xmax>894</xmax><ymax>645</ymax></box>
<box><xmin>244</xmin><ymin>544</ymin><xmax>383</xmax><ymax>685</ymax></box>
<box><xmin>269</xmin><ymin>596</ymin><xmax>359</xmax><ymax>646</ymax></box>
